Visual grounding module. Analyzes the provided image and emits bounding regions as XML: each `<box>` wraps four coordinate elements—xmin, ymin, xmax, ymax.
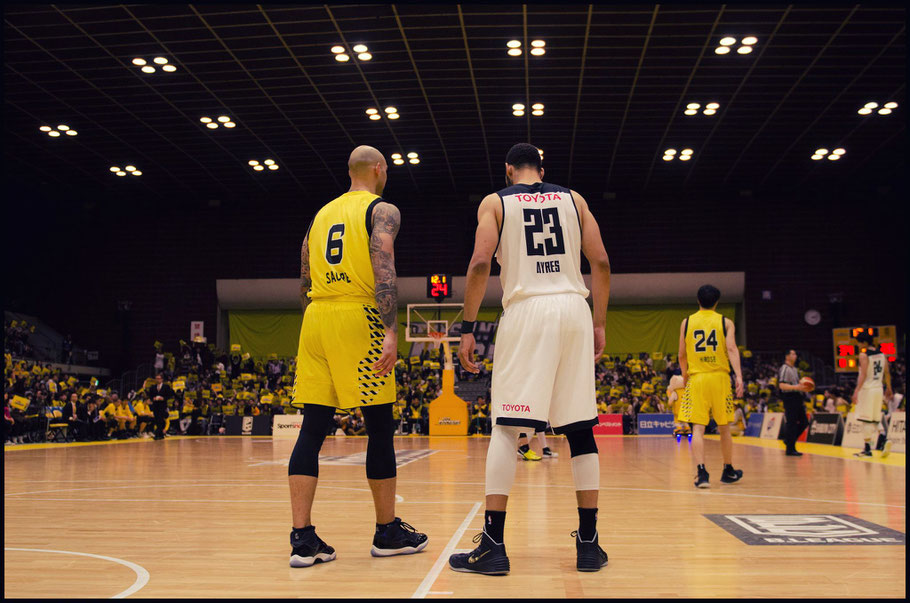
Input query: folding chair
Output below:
<box><xmin>47</xmin><ymin>419</ymin><xmax>70</xmax><ymax>443</ymax></box>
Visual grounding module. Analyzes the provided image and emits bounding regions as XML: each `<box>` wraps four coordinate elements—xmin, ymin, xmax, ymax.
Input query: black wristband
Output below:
<box><xmin>461</xmin><ymin>320</ymin><xmax>476</xmax><ymax>335</ymax></box>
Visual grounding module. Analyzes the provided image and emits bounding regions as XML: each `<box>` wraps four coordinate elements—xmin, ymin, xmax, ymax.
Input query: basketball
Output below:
<box><xmin>800</xmin><ymin>377</ymin><xmax>816</xmax><ymax>392</ymax></box>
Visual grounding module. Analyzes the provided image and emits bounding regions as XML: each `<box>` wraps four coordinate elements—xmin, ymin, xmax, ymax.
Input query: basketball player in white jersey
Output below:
<box><xmin>851</xmin><ymin>328</ymin><xmax>893</xmax><ymax>458</ymax></box>
<box><xmin>449</xmin><ymin>143</ymin><xmax>611</xmax><ymax>575</ymax></box>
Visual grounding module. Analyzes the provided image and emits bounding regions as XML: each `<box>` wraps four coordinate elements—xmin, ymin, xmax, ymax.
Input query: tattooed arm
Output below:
<box><xmin>369</xmin><ymin>202</ymin><xmax>401</xmax><ymax>377</ymax></box>
<box><xmin>300</xmin><ymin>232</ymin><xmax>311</xmax><ymax>314</ymax></box>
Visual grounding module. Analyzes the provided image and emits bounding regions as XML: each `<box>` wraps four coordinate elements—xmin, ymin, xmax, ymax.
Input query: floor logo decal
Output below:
<box><xmin>705</xmin><ymin>514</ymin><xmax>905</xmax><ymax>545</ymax></box>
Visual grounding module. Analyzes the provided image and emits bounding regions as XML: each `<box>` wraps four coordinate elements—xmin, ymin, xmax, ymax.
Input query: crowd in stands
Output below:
<box><xmin>4</xmin><ymin>320</ymin><xmax>37</xmax><ymax>359</ymax></box>
<box><xmin>5</xmin><ymin>337</ymin><xmax>906</xmax><ymax>445</ymax></box>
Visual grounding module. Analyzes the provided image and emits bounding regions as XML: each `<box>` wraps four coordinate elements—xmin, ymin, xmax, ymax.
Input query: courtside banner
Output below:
<box><xmin>272</xmin><ymin>414</ymin><xmax>304</xmax><ymax>438</ymax></box>
<box><xmin>638</xmin><ymin>413</ymin><xmax>674</xmax><ymax>434</ymax></box>
<box><xmin>760</xmin><ymin>412</ymin><xmax>784</xmax><ymax>439</ymax></box>
<box><xmin>807</xmin><ymin>413</ymin><xmax>842</xmax><ymax>445</ymax></box>
<box><xmin>841</xmin><ymin>412</ymin><xmax>866</xmax><ymax>449</ymax></box>
<box><xmin>745</xmin><ymin>413</ymin><xmax>764</xmax><ymax>437</ymax></box>
<box><xmin>886</xmin><ymin>411</ymin><xmax>905</xmax><ymax>453</ymax></box>
<box><xmin>593</xmin><ymin>413</ymin><xmax>623</xmax><ymax>435</ymax></box>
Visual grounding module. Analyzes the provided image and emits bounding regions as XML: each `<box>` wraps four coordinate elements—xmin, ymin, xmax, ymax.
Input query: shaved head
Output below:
<box><xmin>347</xmin><ymin>145</ymin><xmax>388</xmax><ymax>195</ymax></box>
<box><xmin>348</xmin><ymin>145</ymin><xmax>386</xmax><ymax>174</ymax></box>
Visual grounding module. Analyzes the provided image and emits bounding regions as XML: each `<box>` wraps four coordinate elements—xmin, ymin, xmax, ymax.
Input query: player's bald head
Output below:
<box><xmin>348</xmin><ymin>145</ymin><xmax>386</xmax><ymax>174</ymax></box>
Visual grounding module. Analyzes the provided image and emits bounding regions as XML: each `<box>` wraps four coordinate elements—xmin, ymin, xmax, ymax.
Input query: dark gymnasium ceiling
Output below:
<box><xmin>3</xmin><ymin>3</ymin><xmax>906</xmax><ymax>207</ymax></box>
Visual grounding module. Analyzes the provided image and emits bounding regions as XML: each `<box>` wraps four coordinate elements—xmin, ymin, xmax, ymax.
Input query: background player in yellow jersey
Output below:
<box><xmin>666</xmin><ymin>373</ymin><xmax>690</xmax><ymax>440</ymax></box>
<box><xmin>286</xmin><ymin>146</ymin><xmax>427</xmax><ymax>568</ymax></box>
<box><xmin>678</xmin><ymin>285</ymin><xmax>744</xmax><ymax>488</ymax></box>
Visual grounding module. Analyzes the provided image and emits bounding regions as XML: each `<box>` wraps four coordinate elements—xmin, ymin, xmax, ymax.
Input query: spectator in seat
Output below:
<box><xmin>61</xmin><ymin>393</ymin><xmax>84</xmax><ymax>440</ymax></box>
<box><xmin>346</xmin><ymin>408</ymin><xmax>366</xmax><ymax>436</ymax></box>
<box><xmin>406</xmin><ymin>399</ymin><xmax>423</xmax><ymax>434</ymax></box>
<box><xmin>132</xmin><ymin>395</ymin><xmax>155</xmax><ymax>437</ymax></box>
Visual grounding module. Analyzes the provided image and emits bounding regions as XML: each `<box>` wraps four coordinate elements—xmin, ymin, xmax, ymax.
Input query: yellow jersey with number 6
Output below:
<box><xmin>684</xmin><ymin>309</ymin><xmax>729</xmax><ymax>375</ymax></box>
<box><xmin>307</xmin><ymin>190</ymin><xmax>382</xmax><ymax>303</ymax></box>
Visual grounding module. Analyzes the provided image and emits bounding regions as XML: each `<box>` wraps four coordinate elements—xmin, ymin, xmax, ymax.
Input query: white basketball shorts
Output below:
<box><xmin>490</xmin><ymin>292</ymin><xmax>597</xmax><ymax>434</ymax></box>
<box><xmin>855</xmin><ymin>387</ymin><xmax>883</xmax><ymax>423</ymax></box>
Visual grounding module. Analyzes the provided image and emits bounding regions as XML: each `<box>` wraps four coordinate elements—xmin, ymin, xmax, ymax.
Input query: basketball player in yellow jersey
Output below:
<box><xmin>666</xmin><ymin>373</ymin><xmax>690</xmax><ymax>438</ymax></box>
<box><xmin>286</xmin><ymin>146</ymin><xmax>427</xmax><ymax>569</ymax></box>
<box><xmin>678</xmin><ymin>284</ymin><xmax>744</xmax><ymax>488</ymax></box>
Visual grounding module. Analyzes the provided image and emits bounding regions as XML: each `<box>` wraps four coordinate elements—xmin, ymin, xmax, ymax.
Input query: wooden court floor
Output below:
<box><xmin>4</xmin><ymin>435</ymin><xmax>905</xmax><ymax>599</ymax></box>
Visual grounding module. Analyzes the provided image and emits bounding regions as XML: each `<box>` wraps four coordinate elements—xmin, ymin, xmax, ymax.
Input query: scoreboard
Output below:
<box><xmin>832</xmin><ymin>325</ymin><xmax>897</xmax><ymax>373</ymax></box>
<box><xmin>427</xmin><ymin>273</ymin><xmax>452</xmax><ymax>300</ymax></box>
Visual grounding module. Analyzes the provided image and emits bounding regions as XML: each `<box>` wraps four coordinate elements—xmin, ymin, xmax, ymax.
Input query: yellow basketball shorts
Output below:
<box><xmin>293</xmin><ymin>301</ymin><xmax>395</xmax><ymax>410</ymax></box>
<box><xmin>679</xmin><ymin>372</ymin><xmax>735</xmax><ymax>426</ymax></box>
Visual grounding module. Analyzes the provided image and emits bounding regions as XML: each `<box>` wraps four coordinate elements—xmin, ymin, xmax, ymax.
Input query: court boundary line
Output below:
<box><xmin>4</xmin><ymin>480</ymin><xmax>903</xmax><ymax>509</ymax></box>
<box><xmin>412</xmin><ymin>501</ymin><xmax>481</xmax><ymax>599</ymax></box>
<box><xmin>4</xmin><ymin>547</ymin><xmax>149</xmax><ymax>598</ymax></box>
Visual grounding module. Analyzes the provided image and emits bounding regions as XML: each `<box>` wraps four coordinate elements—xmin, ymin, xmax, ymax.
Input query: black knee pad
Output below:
<box><xmin>288</xmin><ymin>404</ymin><xmax>334</xmax><ymax>477</ymax></box>
<box><xmin>566</xmin><ymin>427</ymin><xmax>598</xmax><ymax>458</ymax></box>
<box><xmin>363</xmin><ymin>404</ymin><xmax>397</xmax><ymax>480</ymax></box>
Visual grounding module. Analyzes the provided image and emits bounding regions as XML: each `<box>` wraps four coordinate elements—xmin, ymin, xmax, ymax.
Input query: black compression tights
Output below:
<box><xmin>288</xmin><ymin>403</ymin><xmax>397</xmax><ymax>480</ymax></box>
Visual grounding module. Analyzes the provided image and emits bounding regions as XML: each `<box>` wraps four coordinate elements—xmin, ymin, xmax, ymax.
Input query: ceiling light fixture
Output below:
<box><xmin>715</xmin><ymin>36</ymin><xmax>756</xmax><ymax>56</ymax></box>
<box><xmin>41</xmin><ymin>124</ymin><xmax>78</xmax><ymax>137</ymax></box>
<box><xmin>353</xmin><ymin>44</ymin><xmax>368</xmax><ymax>53</ymax></box>
<box><xmin>358</xmin><ymin>52</ymin><xmax>372</xmax><ymax>61</ymax></box>
<box><xmin>507</xmin><ymin>40</ymin><xmax>522</xmax><ymax>56</ymax></box>
<box><xmin>133</xmin><ymin>56</ymin><xmax>176</xmax><ymax>74</ymax></box>
<box><xmin>392</xmin><ymin>151</ymin><xmax>419</xmax><ymax>166</ymax></box>
<box><xmin>250</xmin><ymin>158</ymin><xmax>278</xmax><ymax>172</ymax></box>
<box><xmin>331</xmin><ymin>46</ymin><xmax>345</xmax><ymax>54</ymax></box>
<box><xmin>200</xmin><ymin>115</ymin><xmax>235</xmax><ymax>130</ymax></box>
<box><xmin>384</xmin><ymin>107</ymin><xmax>398</xmax><ymax>114</ymax></box>
<box><xmin>335</xmin><ymin>54</ymin><xmax>350</xmax><ymax>62</ymax></box>
<box><xmin>812</xmin><ymin>147</ymin><xmax>845</xmax><ymax>161</ymax></box>
<box><xmin>530</xmin><ymin>40</ymin><xmax>546</xmax><ymax>56</ymax></box>
<box><xmin>111</xmin><ymin>164</ymin><xmax>140</xmax><ymax>176</ymax></box>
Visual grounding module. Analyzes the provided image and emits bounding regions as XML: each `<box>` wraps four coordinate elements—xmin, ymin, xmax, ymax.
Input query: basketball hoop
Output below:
<box><xmin>428</xmin><ymin>330</ymin><xmax>446</xmax><ymax>345</ymax></box>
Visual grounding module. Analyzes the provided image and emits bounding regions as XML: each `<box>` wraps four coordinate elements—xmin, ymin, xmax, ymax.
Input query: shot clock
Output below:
<box><xmin>832</xmin><ymin>325</ymin><xmax>897</xmax><ymax>373</ymax></box>
<box><xmin>427</xmin><ymin>273</ymin><xmax>452</xmax><ymax>300</ymax></box>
